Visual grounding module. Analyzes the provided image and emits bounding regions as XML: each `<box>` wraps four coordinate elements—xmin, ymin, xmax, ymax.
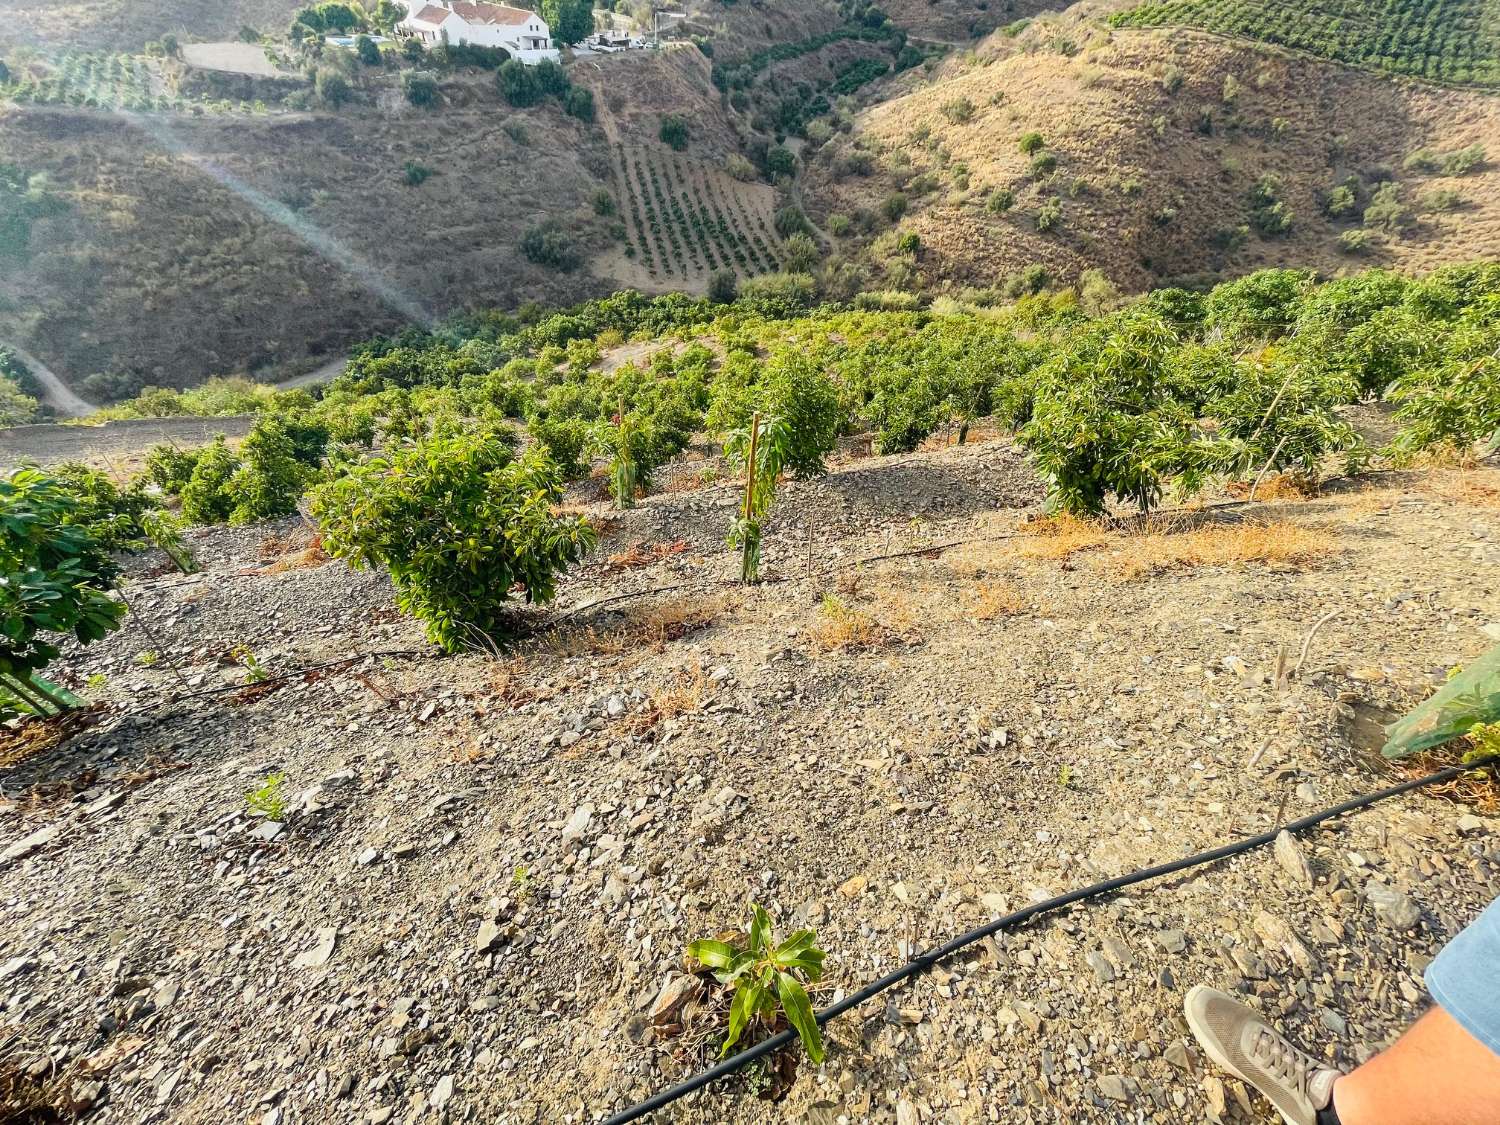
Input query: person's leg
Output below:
<box><xmin>1187</xmin><ymin>895</ymin><xmax>1500</xmax><ymax>1125</ymax></box>
<box><xmin>1333</xmin><ymin>1006</ymin><xmax>1500</xmax><ymax>1124</ymax></box>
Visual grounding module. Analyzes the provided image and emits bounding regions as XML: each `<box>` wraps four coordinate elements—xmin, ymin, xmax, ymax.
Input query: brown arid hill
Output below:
<box><xmin>0</xmin><ymin>49</ymin><xmax>745</xmax><ymax>394</ymax></box>
<box><xmin>675</xmin><ymin>0</ymin><xmax>844</xmax><ymax>60</ymax></box>
<box><xmin>0</xmin><ymin>0</ymin><xmax>306</xmax><ymax>52</ymax></box>
<box><xmin>877</xmin><ymin>0</ymin><xmax>1073</xmax><ymax>46</ymax></box>
<box><xmin>802</xmin><ymin>11</ymin><xmax>1500</xmax><ymax>296</ymax></box>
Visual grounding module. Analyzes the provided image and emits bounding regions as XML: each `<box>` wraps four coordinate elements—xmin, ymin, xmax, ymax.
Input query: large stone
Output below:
<box><xmin>292</xmin><ymin>927</ymin><xmax>338</xmax><ymax>969</ymax></box>
<box><xmin>1365</xmin><ymin>880</ymin><xmax>1422</xmax><ymax>931</ymax></box>
<box><xmin>1</xmin><ymin>823</ymin><xmax>60</xmax><ymax>866</ymax></box>
<box><xmin>1273</xmin><ymin>831</ymin><xmax>1314</xmax><ymax>889</ymax></box>
<box><xmin>648</xmin><ymin>974</ymin><xmax>701</xmax><ymax>1026</ymax></box>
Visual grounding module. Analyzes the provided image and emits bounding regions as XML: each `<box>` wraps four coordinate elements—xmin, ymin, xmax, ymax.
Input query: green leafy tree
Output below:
<box><xmin>310</xmin><ymin>431</ymin><xmax>596</xmax><ymax>651</ymax></box>
<box><xmin>51</xmin><ymin>462</ymin><xmax>156</xmax><ymax>552</ymax></box>
<box><xmin>1020</xmin><ymin>313</ymin><xmax>1213</xmax><ymax>515</ymax></box>
<box><xmin>0</xmin><ymin>469</ymin><xmax>125</xmax><ymax>716</ymax></box>
<box><xmin>543</xmin><ymin>0</ymin><xmax>593</xmax><ymax>44</ymax></box>
<box><xmin>0</xmin><ymin>376</ymin><xmax>39</xmax><ymax>426</ymax></box>
<box><xmin>180</xmin><ymin>436</ymin><xmax>241</xmax><ymax>525</ymax></box>
<box><xmin>498</xmin><ymin>59</ymin><xmax>540</xmax><ymax>106</ymax></box>
<box><xmin>227</xmin><ymin>418</ymin><xmax>310</xmax><ymax>524</ymax></box>
<box><xmin>355</xmin><ymin>34</ymin><xmax>382</xmax><ymax>65</ymax></box>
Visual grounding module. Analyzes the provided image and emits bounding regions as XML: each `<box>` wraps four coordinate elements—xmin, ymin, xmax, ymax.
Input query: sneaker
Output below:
<box><xmin>1184</xmin><ymin>985</ymin><xmax>1343</xmax><ymax>1125</ymax></box>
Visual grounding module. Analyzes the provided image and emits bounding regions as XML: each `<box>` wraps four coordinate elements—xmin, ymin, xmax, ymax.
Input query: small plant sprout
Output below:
<box><xmin>511</xmin><ymin>864</ymin><xmax>534</xmax><ymax>901</ymax></box>
<box><xmin>85</xmin><ymin>672</ymin><xmax>108</xmax><ymax>694</ymax></box>
<box><xmin>246</xmin><ymin>772</ymin><xmax>287</xmax><ymax>821</ymax></box>
<box><xmin>687</xmin><ymin>903</ymin><xmax>827</xmax><ymax>1063</ymax></box>
<box><xmin>135</xmin><ymin>649</ymin><xmax>159</xmax><ymax>666</ymax></box>
<box><xmin>1058</xmin><ymin>763</ymin><xmax>1075</xmax><ymax>789</ymax></box>
<box><xmin>232</xmin><ymin>645</ymin><xmax>269</xmax><ymax>684</ymax></box>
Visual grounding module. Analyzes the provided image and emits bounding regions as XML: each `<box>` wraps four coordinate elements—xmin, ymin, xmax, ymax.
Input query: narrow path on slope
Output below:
<box><xmin>0</xmin><ymin>339</ymin><xmax>94</xmax><ymax>418</ymax></box>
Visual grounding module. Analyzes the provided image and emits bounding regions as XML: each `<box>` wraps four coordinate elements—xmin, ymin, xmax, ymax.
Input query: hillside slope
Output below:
<box><xmin>0</xmin><ymin>50</ymin><xmax>747</xmax><ymax>395</ymax></box>
<box><xmin>803</xmin><ymin>16</ymin><xmax>1500</xmax><ymax>293</ymax></box>
<box><xmin>0</xmin><ymin>0</ymin><xmax>306</xmax><ymax>52</ymax></box>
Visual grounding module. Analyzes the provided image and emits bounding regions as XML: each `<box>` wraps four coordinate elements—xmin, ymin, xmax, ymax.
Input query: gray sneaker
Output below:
<box><xmin>1184</xmin><ymin>985</ymin><xmax>1343</xmax><ymax>1125</ymax></box>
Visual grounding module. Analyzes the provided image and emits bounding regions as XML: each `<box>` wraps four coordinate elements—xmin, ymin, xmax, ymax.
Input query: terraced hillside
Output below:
<box><xmin>610</xmin><ymin>148</ymin><xmax>784</xmax><ymax>285</ymax></box>
<box><xmin>1112</xmin><ymin>0</ymin><xmax>1500</xmax><ymax>87</ymax></box>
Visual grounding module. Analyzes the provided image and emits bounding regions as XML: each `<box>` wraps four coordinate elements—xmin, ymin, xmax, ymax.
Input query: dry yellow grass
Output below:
<box><xmin>1425</xmin><ymin>471</ymin><xmax>1500</xmax><ymax>508</ymax></box>
<box><xmin>966</xmin><ymin>580</ymin><xmax>1026</xmax><ymax>621</ymax></box>
<box><xmin>1010</xmin><ymin>514</ymin><xmax>1109</xmax><ymax>561</ymax></box>
<box><xmin>810</xmin><ymin>595</ymin><xmax>887</xmax><ymax>652</ymax></box>
<box><xmin>545</xmin><ymin>593</ymin><xmax>737</xmax><ymax>657</ymax></box>
<box><xmin>1226</xmin><ymin>472</ymin><xmax>1321</xmax><ymax>502</ymax></box>
<box><xmin>1102</xmin><ymin>521</ymin><xmax>1338</xmax><ymax>580</ymax></box>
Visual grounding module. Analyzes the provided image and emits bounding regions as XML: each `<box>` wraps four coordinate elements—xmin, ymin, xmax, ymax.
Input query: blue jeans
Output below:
<box><xmin>1427</xmin><ymin>896</ymin><xmax>1500</xmax><ymax>1057</ymax></box>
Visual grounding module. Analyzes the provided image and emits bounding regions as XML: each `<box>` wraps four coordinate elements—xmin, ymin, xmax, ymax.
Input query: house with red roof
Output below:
<box><xmin>399</xmin><ymin>2</ymin><xmax>559</xmax><ymax>63</ymax></box>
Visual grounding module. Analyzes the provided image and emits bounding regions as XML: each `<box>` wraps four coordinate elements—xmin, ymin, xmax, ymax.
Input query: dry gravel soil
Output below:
<box><xmin>3</xmin><ymin>437</ymin><xmax>1500</xmax><ymax>1125</ymax></box>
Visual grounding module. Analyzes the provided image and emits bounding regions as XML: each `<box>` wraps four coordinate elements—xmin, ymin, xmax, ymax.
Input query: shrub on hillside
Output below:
<box><xmin>1247</xmin><ymin>175</ymin><xmax>1293</xmax><ymax>236</ymax></box>
<box><xmin>564</xmin><ymin>86</ymin><xmax>595</xmax><ymax>121</ymax></box>
<box><xmin>1363</xmin><ymin>182</ymin><xmax>1410</xmax><ymax>232</ymax></box>
<box><xmin>311</xmin><ymin>431</ymin><xmax>596</xmax><ymax>651</ymax></box>
<box><xmin>403</xmin><ymin>72</ymin><xmax>437</xmax><ymax>106</ymax></box>
<box><xmin>0</xmin><ymin>469</ymin><xmax>125</xmax><ymax>717</ymax></box>
<box><xmin>707</xmin><ymin>269</ymin><xmax>739</xmax><ymax>304</ymax></box>
<box><xmin>355</xmin><ymin>34</ymin><xmax>381</xmax><ymax>65</ymax></box>
<box><xmin>1018</xmin><ymin>131</ymin><xmax>1045</xmax><ymax>155</ymax></box>
<box><xmin>315</xmin><ymin>69</ymin><xmax>351</xmax><ymax>106</ymax></box>
<box><xmin>659</xmin><ymin>115</ymin><xmax>689</xmax><ymax>150</ymax></box>
<box><xmin>521</xmin><ymin>220</ymin><xmax>580</xmax><ymax>270</ymax></box>
<box><xmin>498</xmin><ymin>59</ymin><xmax>540</xmax><ymax>106</ymax></box>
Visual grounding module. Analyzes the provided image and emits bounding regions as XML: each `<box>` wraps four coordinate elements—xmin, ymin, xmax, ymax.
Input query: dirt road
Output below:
<box><xmin>1</xmin><ymin>339</ymin><xmax>94</xmax><ymax>418</ymax></box>
<box><xmin>0</xmin><ymin>415</ymin><xmax>255</xmax><ymax>470</ymax></box>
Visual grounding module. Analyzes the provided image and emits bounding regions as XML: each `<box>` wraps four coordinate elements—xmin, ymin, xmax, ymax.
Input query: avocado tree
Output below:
<box><xmin>0</xmin><ymin>469</ymin><xmax>125</xmax><ymax>716</ymax></box>
<box><xmin>310</xmin><ymin>429</ymin><xmax>596</xmax><ymax>652</ymax></box>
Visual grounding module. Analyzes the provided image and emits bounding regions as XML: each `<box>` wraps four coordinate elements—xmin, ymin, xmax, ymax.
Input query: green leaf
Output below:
<box><xmin>722</xmin><ymin>980</ymin><xmax>764</xmax><ymax>1056</ymax></box>
<box><xmin>773</xmin><ymin>929</ymin><xmax>818</xmax><ymax>962</ymax></box>
<box><xmin>749</xmin><ymin>903</ymin><xmax>772</xmax><ymax>955</ymax></box>
<box><xmin>776</xmin><ymin>971</ymin><xmax>824</xmax><ymax>1063</ymax></box>
<box><xmin>686</xmin><ymin>939</ymin><xmax>735</xmax><ymax>969</ymax></box>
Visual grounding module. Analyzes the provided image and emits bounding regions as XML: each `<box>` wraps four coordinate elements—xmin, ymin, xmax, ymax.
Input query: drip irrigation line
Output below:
<box><xmin>601</xmin><ymin>753</ymin><xmax>1500</xmax><ymax>1125</ymax></box>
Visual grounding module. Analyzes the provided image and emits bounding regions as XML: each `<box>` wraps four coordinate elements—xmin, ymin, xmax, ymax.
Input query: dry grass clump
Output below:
<box><xmin>662</xmin><ymin>466</ymin><xmax>725</xmax><ymax>495</ymax></box>
<box><xmin>604</xmin><ymin>539</ymin><xmax>689</xmax><ymax>572</ymax></box>
<box><xmin>1103</xmin><ymin>521</ymin><xmax>1338</xmax><ymax>580</ymax></box>
<box><xmin>1425</xmin><ymin>471</ymin><xmax>1500</xmax><ymax>508</ymax></box>
<box><xmin>627</xmin><ymin>662</ymin><xmax>712</xmax><ymax>734</ymax></box>
<box><xmin>810</xmin><ymin>594</ymin><xmax>888</xmax><ymax>652</ymax></box>
<box><xmin>547</xmin><ymin>593</ymin><xmax>736</xmax><ymax>657</ymax></box>
<box><xmin>965</xmin><ymin>580</ymin><xmax>1026</xmax><ymax>620</ymax></box>
<box><xmin>1226</xmin><ymin>472</ymin><xmax>1321</xmax><ymax>501</ymax></box>
<box><xmin>1010</xmin><ymin>513</ymin><xmax>1108</xmax><ymax>560</ymax></box>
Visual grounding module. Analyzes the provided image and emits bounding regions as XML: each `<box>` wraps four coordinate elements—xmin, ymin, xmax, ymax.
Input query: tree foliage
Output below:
<box><xmin>310</xmin><ymin>430</ymin><xmax>596</xmax><ymax>651</ymax></box>
<box><xmin>0</xmin><ymin>469</ymin><xmax>125</xmax><ymax>716</ymax></box>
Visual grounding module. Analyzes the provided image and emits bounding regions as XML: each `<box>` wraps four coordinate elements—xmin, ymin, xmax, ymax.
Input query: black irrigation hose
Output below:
<box><xmin>602</xmin><ymin>753</ymin><xmax>1500</xmax><ymax>1125</ymax></box>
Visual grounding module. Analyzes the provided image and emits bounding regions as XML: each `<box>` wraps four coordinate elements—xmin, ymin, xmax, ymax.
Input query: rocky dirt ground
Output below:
<box><xmin>3</xmin><ymin>436</ymin><xmax>1499</xmax><ymax>1125</ymax></box>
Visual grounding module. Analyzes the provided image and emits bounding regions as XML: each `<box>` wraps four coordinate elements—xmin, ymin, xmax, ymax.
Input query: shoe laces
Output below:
<box><xmin>1247</xmin><ymin>1025</ymin><xmax>1323</xmax><ymax>1100</ymax></box>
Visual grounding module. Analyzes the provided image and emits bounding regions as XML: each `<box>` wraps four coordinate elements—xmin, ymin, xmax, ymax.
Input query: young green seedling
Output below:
<box><xmin>687</xmin><ymin>903</ymin><xmax>828</xmax><ymax>1063</ymax></box>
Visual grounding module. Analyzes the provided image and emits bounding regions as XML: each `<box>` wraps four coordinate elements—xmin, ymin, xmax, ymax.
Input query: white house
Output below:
<box><xmin>399</xmin><ymin>2</ymin><xmax>559</xmax><ymax>63</ymax></box>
